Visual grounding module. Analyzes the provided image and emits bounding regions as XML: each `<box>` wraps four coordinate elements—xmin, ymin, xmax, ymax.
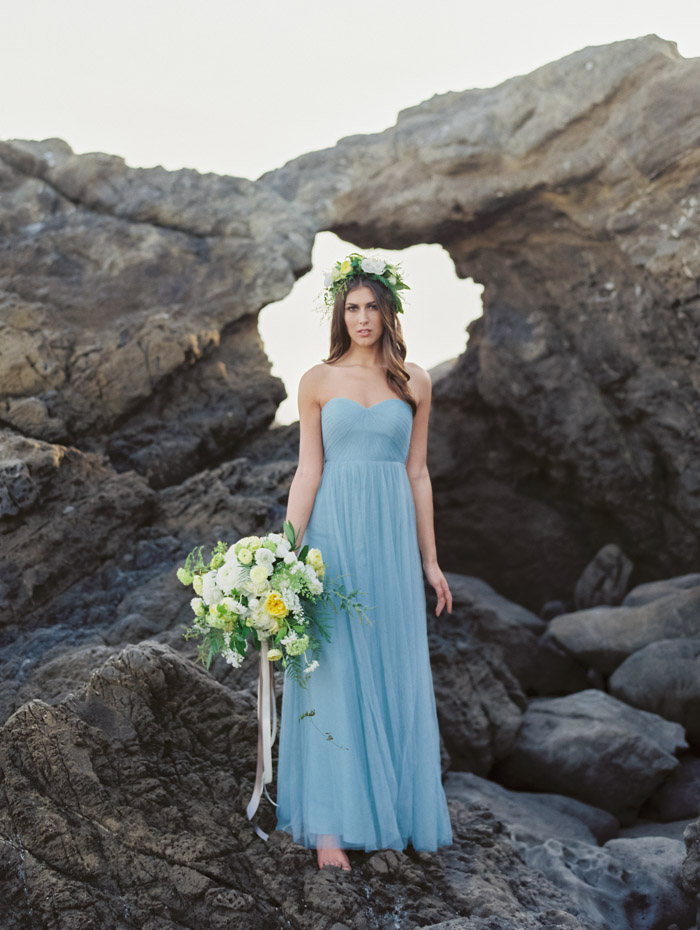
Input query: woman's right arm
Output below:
<box><xmin>285</xmin><ymin>368</ymin><xmax>325</xmax><ymax>550</ymax></box>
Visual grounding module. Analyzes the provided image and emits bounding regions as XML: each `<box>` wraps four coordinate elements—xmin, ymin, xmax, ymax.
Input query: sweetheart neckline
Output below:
<box><xmin>321</xmin><ymin>396</ymin><xmax>410</xmax><ymax>413</ymax></box>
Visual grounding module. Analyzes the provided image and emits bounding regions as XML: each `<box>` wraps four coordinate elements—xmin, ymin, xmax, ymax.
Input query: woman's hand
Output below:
<box><xmin>423</xmin><ymin>561</ymin><xmax>453</xmax><ymax>617</ymax></box>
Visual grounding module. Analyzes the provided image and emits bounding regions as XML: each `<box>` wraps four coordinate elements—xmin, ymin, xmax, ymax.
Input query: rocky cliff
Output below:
<box><xmin>1</xmin><ymin>32</ymin><xmax>700</xmax><ymax>930</ymax></box>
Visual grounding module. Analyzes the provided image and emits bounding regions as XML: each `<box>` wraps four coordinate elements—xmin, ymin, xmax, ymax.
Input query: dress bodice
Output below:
<box><xmin>321</xmin><ymin>397</ymin><xmax>413</xmax><ymax>465</ymax></box>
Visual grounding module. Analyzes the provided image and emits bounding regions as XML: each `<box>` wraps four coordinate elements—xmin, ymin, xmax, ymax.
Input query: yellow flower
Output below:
<box><xmin>248</xmin><ymin>536</ymin><xmax>262</xmax><ymax>550</ymax></box>
<box><xmin>264</xmin><ymin>591</ymin><xmax>289</xmax><ymax>618</ymax></box>
<box><xmin>237</xmin><ymin>548</ymin><xmax>253</xmax><ymax>565</ymax></box>
<box><xmin>340</xmin><ymin>259</ymin><xmax>352</xmax><ymax>275</ymax></box>
<box><xmin>267</xmin><ymin>649</ymin><xmax>283</xmax><ymax>661</ymax></box>
<box><xmin>306</xmin><ymin>548</ymin><xmax>325</xmax><ymax>578</ymax></box>
<box><xmin>192</xmin><ymin>574</ymin><xmax>203</xmax><ymax>596</ymax></box>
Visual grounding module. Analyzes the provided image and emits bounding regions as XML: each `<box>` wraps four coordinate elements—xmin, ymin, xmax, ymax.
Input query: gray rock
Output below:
<box><xmin>545</xmin><ymin>587</ymin><xmax>700</xmax><ymax>674</ymax></box>
<box><xmin>619</xmin><ymin>819</ymin><xmax>695</xmax><ymax>842</ymax></box>
<box><xmin>609</xmin><ymin>638</ymin><xmax>700</xmax><ymax>743</ymax></box>
<box><xmin>492</xmin><ymin>689</ymin><xmax>687</xmax><ymax>821</ymax></box>
<box><xmin>644</xmin><ymin>752</ymin><xmax>700</xmax><ymax>822</ymax></box>
<box><xmin>573</xmin><ymin>543</ymin><xmax>634</xmax><ymax>609</ymax></box>
<box><xmin>430</xmin><ymin>573</ymin><xmax>589</xmax><ymax>695</ymax></box>
<box><xmin>623</xmin><ymin>573</ymin><xmax>700</xmax><ymax>608</ymax></box>
<box><xmin>444</xmin><ymin>770</ymin><xmax>619</xmax><ymax>845</ymax></box>
<box><xmin>525</xmin><ymin>836</ymin><xmax>695</xmax><ymax>930</ymax></box>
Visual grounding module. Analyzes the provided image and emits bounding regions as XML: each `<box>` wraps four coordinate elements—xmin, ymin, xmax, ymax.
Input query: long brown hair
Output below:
<box><xmin>323</xmin><ymin>275</ymin><xmax>417</xmax><ymax>416</ymax></box>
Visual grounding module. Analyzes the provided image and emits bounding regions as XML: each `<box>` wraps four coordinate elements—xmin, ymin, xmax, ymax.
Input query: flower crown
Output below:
<box><xmin>320</xmin><ymin>252</ymin><xmax>410</xmax><ymax>315</ymax></box>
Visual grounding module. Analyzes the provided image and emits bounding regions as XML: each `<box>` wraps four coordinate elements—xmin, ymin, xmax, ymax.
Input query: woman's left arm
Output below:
<box><xmin>405</xmin><ymin>365</ymin><xmax>453</xmax><ymax>617</ymax></box>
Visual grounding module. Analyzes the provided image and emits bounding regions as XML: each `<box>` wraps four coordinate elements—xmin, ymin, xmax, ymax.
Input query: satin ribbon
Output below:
<box><xmin>246</xmin><ymin>639</ymin><xmax>278</xmax><ymax>841</ymax></box>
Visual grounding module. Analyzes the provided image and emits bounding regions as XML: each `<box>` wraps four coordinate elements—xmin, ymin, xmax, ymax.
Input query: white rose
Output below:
<box><xmin>284</xmin><ymin>551</ymin><xmax>298</xmax><ymax>564</ymax></box>
<box><xmin>255</xmin><ymin>548</ymin><xmax>274</xmax><ymax>569</ymax></box>
<box><xmin>248</xmin><ymin>597</ymin><xmax>260</xmax><ymax>609</ymax></box>
<box><xmin>190</xmin><ymin>597</ymin><xmax>205</xmax><ymax>617</ymax></box>
<box><xmin>323</xmin><ymin>270</ymin><xmax>335</xmax><ymax>287</ymax></box>
<box><xmin>361</xmin><ymin>256</ymin><xmax>386</xmax><ymax>275</ymax></box>
<box><xmin>217</xmin><ymin>563</ymin><xmax>243</xmax><ymax>593</ymax></box>
<box><xmin>202</xmin><ymin>571</ymin><xmax>223</xmax><ymax>605</ymax></box>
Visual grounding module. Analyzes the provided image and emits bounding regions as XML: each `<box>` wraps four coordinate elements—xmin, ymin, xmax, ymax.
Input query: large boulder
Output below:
<box><xmin>545</xmin><ymin>585</ymin><xmax>700</xmax><ymax>674</ymax></box>
<box><xmin>491</xmin><ymin>689</ymin><xmax>687</xmax><ymax>821</ymax></box>
<box><xmin>609</xmin><ymin>638</ymin><xmax>700</xmax><ymax>743</ymax></box>
<box><xmin>429</xmin><ymin>573</ymin><xmax>589</xmax><ymax>695</ymax></box>
<box><xmin>0</xmin><ymin>642</ymin><xmax>595</xmax><ymax>930</ymax></box>
<box><xmin>428</xmin><ymin>632</ymin><xmax>526</xmax><ymax>775</ymax></box>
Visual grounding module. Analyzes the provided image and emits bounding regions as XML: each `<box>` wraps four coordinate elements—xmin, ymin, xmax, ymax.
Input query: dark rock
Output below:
<box><xmin>623</xmin><ymin>573</ymin><xmax>700</xmax><ymax>607</ymax></box>
<box><xmin>492</xmin><ymin>689</ymin><xmax>687</xmax><ymax>821</ymax></box>
<box><xmin>643</xmin><ymin>752</ymin><xmax>700</xmax><ymax>822</ymax></box>
<box><xmin>429</xmin><ymin>573</ymin><xmax>589</xmax><ymax>695</ymax></box>
<box><xmin>428</xmin><ymin>631</ymin><xmax>525</xmax><ymax>775</ymax></box>
<box><xmin>0</xmin><ymin>642</ymin><xmax>594</xmax><ymax>930</ymax></box>
<box><xmin>573</xmin><ymin>543</ymin><xmax>634</xmax><ymax>609</ymax></box>
<box><xmin>609</xmin><ymin>638</ymin><xmax>700</xmax><ymax>744</ymax></box>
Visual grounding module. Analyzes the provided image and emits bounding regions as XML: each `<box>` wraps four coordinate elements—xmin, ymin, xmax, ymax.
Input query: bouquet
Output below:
<box><xmin>177</xmin><ymin>519</ymin><xmax>369</xmax><ymax>686</ymax></box>
<box><xmin>176</xmin><ymin>519</ymin><xmax>370</xmax><ymax>840</ymax></box>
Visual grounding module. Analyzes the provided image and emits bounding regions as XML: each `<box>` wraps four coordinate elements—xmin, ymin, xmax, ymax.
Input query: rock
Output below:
<box><xmin>0</xmin><ymin>642</ymin><xmax>594</xmax><ymax>930</ymax></box>
<box><xmin>573</xmin><ymin>543</ymin><xmax>633</xmax><ymax>609</ymax></box>
<box><xmin>681</xmin><ymin>816</ymin><xmax>700</xmax><ymax>910</ymax></box>
<box><xmin>545</xmin><ymin>586</ymin><xmax>700</xmax><ymax>674</ymax></box>
<box><xmin>428</xmin><ymin>632</ymin><xmax>525</xmax><ymax>775</ymax></box>
<box><xmin>0</xmin><ymin>138</ymin><xmax>306</xmax><ymax>488</ymax></box>
<box><xmin>643</xmin><ymin>752</ymin><xmax>700</xmax><ymax>822</ymax></box>
<box><xmin>445</xmin><ymin>772</ymin><xmax>695</xmax><ymax>929</ymax></box>
<box><xmin>609</xmin><ymin>638</ymin><xmax>700</xmax><ymax>744</ymax></box>
<box><xmin>429</xmin><ymin>573</ymin><xmax>589</xmax><ymax>695</ymax></box>
<box><xmin>525</xmin><ymin>836</ymin><xmax>695</xmax><ymax>930</ymax></box>
<box><xmin>0</xmin><ymin>429</ymin><xmax>155</xmax><ymax>624</ymax></box>
<box><xmin>491</xmin><ymin>689</ymin><xmax>687</xmax><ymax>821</ymax></box>
<box><xmin>623</xmin><ymin>573</ymin><xmax>700</xmax><ymax>607</ymax></box>
<box><xmin>444</xmin><ymin>771</ymin><xmax>619</xmax><ymax>845</ymax></box>
<box><xmin>619</xmin><ymin>819</ymin><xmax>695</xmax><ymax>842</ymax></box>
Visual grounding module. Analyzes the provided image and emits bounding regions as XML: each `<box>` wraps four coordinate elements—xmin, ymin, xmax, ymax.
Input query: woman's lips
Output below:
<box><xmin>358</xmin><ymin>329</ymin><xmax>371</xmax><ymax>335</ymax></box>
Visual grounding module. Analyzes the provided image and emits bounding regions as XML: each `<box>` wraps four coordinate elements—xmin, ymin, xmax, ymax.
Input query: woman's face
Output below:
<box><xmin>344</xmin><ymin>285</ymin><xmax>383</xmax><ymax>348</ymax></box>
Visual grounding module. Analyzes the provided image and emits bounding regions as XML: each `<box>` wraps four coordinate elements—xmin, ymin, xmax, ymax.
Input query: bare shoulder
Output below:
<box><xmin>405</xmin><ymin>361</ymin><xmax>431</xmax><ymax>402</ymax></box>
<box><xmin>298</xmin><ymin>362</ymin><xmax>332</xmax><ymax>408</ymax></box>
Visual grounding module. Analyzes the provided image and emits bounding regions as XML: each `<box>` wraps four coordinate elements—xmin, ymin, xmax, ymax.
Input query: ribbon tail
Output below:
<box><xmin>245</xmin><ymin>640</ymin><xmax>278</xmax><ymax>839</ymax></box>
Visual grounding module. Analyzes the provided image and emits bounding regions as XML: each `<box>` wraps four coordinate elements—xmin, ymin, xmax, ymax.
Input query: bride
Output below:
<box><xmin>275</xmin><ymin>253</ymin><xmax>453</xmax><ymax>870</ymax></box>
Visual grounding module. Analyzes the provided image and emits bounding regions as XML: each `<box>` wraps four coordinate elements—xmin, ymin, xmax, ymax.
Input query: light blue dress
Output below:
<box><xmin>275</xmin><ymin>396</ymin><xmax>453</xmax><ymax>852</ymax></box>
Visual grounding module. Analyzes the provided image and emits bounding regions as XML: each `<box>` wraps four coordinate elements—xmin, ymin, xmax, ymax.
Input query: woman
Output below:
<box><xmin>275</xmin><ymin>253</ymin><xmax>453</xmax><ymax>870</ymax></box>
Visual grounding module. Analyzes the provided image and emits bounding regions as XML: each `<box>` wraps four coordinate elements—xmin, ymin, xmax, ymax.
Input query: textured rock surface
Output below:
<box><xmin>0</xmin><ymin>643</ymin><xmax>594</xmax><ymax>930</ymax></box>
<box><xmin>428</xmin><ymin>632</ymin><xmax>525</xmax><ymax>775</ymax></box>
<box><xmin>491</xmin><ymin>689</ymin><xmax>687</xmax><ymax>821</ymax></box>
<box><xmin>609</xmin><ymin>638</ymin><xmax>700</xmax><ymax>743</ymax></box>
<box><xmin>644</xmin><ymin>752</ymin><xmax>700</xmax><ymax>822</ymax></box>
<box><xmin>546</xmin><ymin>583</ymin><xmax>700</xmax><ymax>674</ymax></box>
<box><xmin>431</xmin><ymin>573</ymin><xmax>589</xmax><ymax>694</ymax></box>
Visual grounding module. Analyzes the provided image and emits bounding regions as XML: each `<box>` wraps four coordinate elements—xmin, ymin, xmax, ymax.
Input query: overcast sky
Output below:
<box><xmin>2</xmin><ymin>1</ymin><xmax>698</xmax><ymax>422</ymax></box>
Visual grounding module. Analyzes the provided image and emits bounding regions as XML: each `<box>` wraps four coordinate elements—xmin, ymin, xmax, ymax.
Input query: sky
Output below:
<box><xmin>2</xmin><ymin>0</ymin><xmax>699</xmax><ymax>422</ymax></box>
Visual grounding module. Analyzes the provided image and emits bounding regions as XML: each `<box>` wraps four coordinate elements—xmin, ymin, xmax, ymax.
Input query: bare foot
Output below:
<box><xmin>316</xmin><ymin>835</ymin><xmax>351</xmax><ymax>871</ymax></box>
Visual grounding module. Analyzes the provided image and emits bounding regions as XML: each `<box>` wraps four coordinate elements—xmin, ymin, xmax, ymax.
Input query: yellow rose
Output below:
<box><xmin>340</xmin><ymin>259</ymin><xmax>352</xmax><ymax>275</ymax></box>
<box><xmin>237</xmin><ymin>548</ymin><xmax>253</xmax><ymax>565</ymax></box>
<box><xmin>264</xmin><ymin>591</ymin><xmax>289</xmax><ymax>618</ymax></box>
<box><xmin>267</xmin><ymin>649</ymin><xmax>283</xmax><ymax>661</ymax></box>
<box><xmin>248</xmin><ymin>536</ymin><xmax>262</xmax><ymax>550</ymax></box>
<box><xmin>306</xmin><ymin>548</ymin><xmax>325</xmax><ymax>578</ymax></box>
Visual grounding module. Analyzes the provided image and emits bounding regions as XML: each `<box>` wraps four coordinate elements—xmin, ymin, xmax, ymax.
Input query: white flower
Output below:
<box><xmin>221</xmin><ymin>644</ymin><xmax>246</xmax><ymax>668</ymax></box>
<box><xmin>221</xmin><ymin>596</ymin><xmax>245</xmax><ymax>613</ymax></box>
<box><xmin>281</xmin><ymin>629</ymin><xmax>299</xmax><ymax>647</ymax></box>
<box><xmin>254</xmin><ymin>548</ymin><xmax>274</xmax><ymax>569</ymax></box>
<box><xmin>190</xmin><ymin>597</ymin><xmax>205</xmax><ymax>617</ymax></box>
<box><xmin>323</xmin><ymin>270</ymin><xmax>335</xmax><ymax>287</ymax></box>
<box><xmin>217</xmin><ymin>563</ymin><xmax>243</xmax><ymax>593</ymax></box>
<box><xmin>361</xmin><ymin>256</ymin><xmax>386</xmax><ymax>276</ymax></box>
<box><xmin>248</xmin><ymin>597</ymin><xmax>260</xmax><ymax>609</ymax></box>
<box><xmin>304</xmin><ymin>660</ymin><xmax>319</xmax><ymax>675</ymax></box>
<box><xmin>284</xmin><ymin>551</ymin><xmax>298</xmax><ymax>564</ymax></box>
<box><xmin>202</xmin><ymin>571</ymin><xmax>223</xmax><ymax>605</ymax></box>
